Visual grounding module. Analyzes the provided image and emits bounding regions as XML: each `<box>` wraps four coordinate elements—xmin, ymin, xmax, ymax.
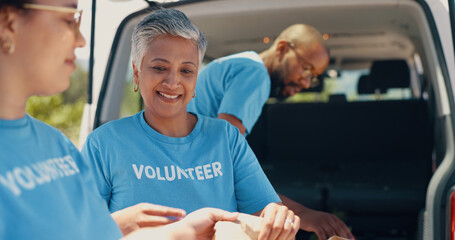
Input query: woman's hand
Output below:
<box><xmin>122</xmin><ymin>208</ymin><xmax>238</xmax><ymax>240</ymax></box>
<box><xmin>112</xmin><ymin>202</ymin><xmax>186</xmax><ymax>236</ymax></box>
<box><xmin>176</xmin><ymin>207</ymin><xmax>239</xmax><ymax>240</ymax></box>
<box><xmin>299</xmin><ymin>208</ymin><xmax>353</xmax><ymax>240</ymax></box>
<box><xmin>255</xmin><ymin>202</ymin><xmax>300</xmax><ymax>240</ymax></box>
<box><xmin>278</xmin><ymin>194</ymin><xmax>354</xmax><ymax>240</ymax></box>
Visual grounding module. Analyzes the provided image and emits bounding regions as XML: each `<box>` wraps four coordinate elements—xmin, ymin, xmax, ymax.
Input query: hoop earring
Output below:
<box><xmin>192</xmin><ymin>90</ymin><xmax>196</xmax><ymax>98</ymax></box>
<box><xmin>1</xmin><ymin>39</ymin><xmax>15</xmax><ymax>55</ymax></box>
<box><xmin>133</xmin><ymin>83</ymin><xmax>139</xmax><ymax>92</ymax></box>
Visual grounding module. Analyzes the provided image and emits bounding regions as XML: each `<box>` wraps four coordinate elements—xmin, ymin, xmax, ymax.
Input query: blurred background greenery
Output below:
<box><xmin>26</xmin><ymin>64</ymin><xmax>88</xmax><ymax>144</ymax></box>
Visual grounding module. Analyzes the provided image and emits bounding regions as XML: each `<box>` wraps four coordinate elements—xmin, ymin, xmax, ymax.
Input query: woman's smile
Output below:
<box><xmin>133</xmin><ymin>35</ymin><xmax>199</xmax><ymax>120</ymax></box>
<box><xmin>156</xmin><ymin>91</ymin><xmax>182</xmax><ymax>103</ymax></box>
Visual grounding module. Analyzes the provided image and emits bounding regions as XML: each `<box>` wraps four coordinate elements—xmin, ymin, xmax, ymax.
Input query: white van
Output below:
<box><xmin>79</xmin><ymin>0</ymin><xmax>455</xmax><ymax>239</ymax></box>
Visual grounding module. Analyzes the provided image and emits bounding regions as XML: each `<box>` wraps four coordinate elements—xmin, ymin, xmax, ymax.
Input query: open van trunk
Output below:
<box><xmin>247</xmin><ymin>88</ymin><xmax>432</xmax><ymax>239</ymax></box>
<box><xmin>81</xmin><ymin>0</ymin><xmax>455</xmax><ymax>239</ymax></box>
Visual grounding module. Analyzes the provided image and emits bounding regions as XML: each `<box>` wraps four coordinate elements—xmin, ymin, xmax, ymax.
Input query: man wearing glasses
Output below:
<box><xmin>188</xmin><ymin>24</ymin><xmax>328</xmax><ymax>136</ymax></box>
<box><xmin>187</xmin><ymin>24</ymin><xmax>354</xmax><ymax>240</ymax></box>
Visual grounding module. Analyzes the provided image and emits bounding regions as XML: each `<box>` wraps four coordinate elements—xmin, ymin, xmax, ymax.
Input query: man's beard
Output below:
<box><xmin>270</xmin><ymin>70</ymin><xmax>287</xmax><ymax>101</ymax></box>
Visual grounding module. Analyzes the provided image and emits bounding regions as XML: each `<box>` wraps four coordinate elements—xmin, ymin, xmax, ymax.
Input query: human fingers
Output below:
<box><xmin>290</xmin><ymin>216</ymin><xmax>300</xmax><ymax>239</ymax></box>
<box><xmin>139</xmin><ymin>203</ymin><xmax>186</xmax><ymax>218</ymax></box>
<box><xmin>258</xmin><ymin>204</ymin><xmax>277</xmax><ymax>240</ymax></box>
<box><xmin>268</xmin><ymin>206</ymin><xmax>291</xmax><ymax>240</ymax></box>
<box><xmin>282</xmin><ymin>214</ymin><xmax>300</xmax><ymax>240</ymax></box>
<box><xmin>320</xmin><ymin>223</ymin><xmax>337</xmax><ymax>240</ymax></box>
<box><xmin>328</xmin><ymin>216</ymin><xmax>354</xmax><ymax>240</ymax></box>
<box><xmin>181</xmin><ymin>207</ymin><xmax>239</xmax><ymax>237</ymax></box>
<box><xmin>137</xmin><ymin>215</ymin><xmax>179</xmax><ymax>228</ymax></box>
<box><xmin>275</xmin><ymin>209</ymin><xmax>295</xmax><ymax>240</ymax></box>
<box><xmin>313</xmin><ymin>226</ymin><xmax>327</xmax><ymax>240</ymax></box>
<box><xmin>316</xmin><ymin>215</ymin><xmax>343</xmax><ymax>240</ymax></box>
<box><xmin>183</xmin><ymin>208</ymin><xmax>238</xmax><ymax>226</ymax></box>
<box><xmin>258</xmin><ymin>203</ymin><xmax>285</xmax><ymax>240</ymax></box>
<box><xmin>203</xmin><ymin>208</ymin><xmax>239</xmax><ymax>222</ymax></box>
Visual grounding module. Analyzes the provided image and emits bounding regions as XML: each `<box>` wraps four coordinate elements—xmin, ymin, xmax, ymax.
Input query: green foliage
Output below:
<box><xmin>120</xmin><ymin>81</ymin><xmax>143</xmax><ymax>118</ymax></box>
<box><xmin>26</xmin><ymin>64</ymin><xmax>88</xmax><ymax>144</ymax></box>
<box><xmin>62</xmin><ymin>65</ymin><xmax>88</xmax><ymax>103</ymax></box>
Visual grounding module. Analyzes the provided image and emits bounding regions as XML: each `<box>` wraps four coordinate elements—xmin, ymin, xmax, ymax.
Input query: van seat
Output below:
<box><xmin>357</xmin><ymin>60</ymin><xmax>411</xmax><ymax>95</ymax></box>
<box><xmin>247</xmin><ymin>99</ymin><xmax>432</xmax><ymax>233</ymax></box>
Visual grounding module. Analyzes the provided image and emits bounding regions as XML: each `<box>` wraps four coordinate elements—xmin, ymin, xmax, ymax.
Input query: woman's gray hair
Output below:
<box><xmin>131</xmin><ymin>8</ymin><xmax>207</xmax><ymax>71</ymax></box>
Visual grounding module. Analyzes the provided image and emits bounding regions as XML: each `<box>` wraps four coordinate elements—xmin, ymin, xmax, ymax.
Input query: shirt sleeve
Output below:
<box><xmin>228</xmin><ymin>123</ymin><xmax>280</xmax><ymax>214</ymax></box>
<box><xmin>218</xmin><ymin>60</ymin><xmax>271</xmax><ymax>134</ymax></box>
<box><xmin>80</xmin><ymin>134</ymin><xmax>113</xmax><ymax>205</ymax></box>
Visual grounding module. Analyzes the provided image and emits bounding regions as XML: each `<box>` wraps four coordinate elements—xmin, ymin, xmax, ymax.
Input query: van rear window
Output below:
<box><xmin>280</xmin><ymin>66</ymin><xmax>415</xmax><ymax>104</ymax></box>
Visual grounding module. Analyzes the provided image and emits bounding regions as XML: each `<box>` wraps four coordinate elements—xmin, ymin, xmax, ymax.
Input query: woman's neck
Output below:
<box><xmin>143</xmin><ymin>110</ymin><xmax>197</xmax><ymax>138</ymax></box>
<box><xmin>0</xmin><ymin>77</ymin><xmax>28</xmax><ymax>120</ymax></box>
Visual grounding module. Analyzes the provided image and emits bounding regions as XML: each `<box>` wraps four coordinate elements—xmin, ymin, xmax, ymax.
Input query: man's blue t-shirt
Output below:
<box><xmin>187</xmin><ymin>51</ymin><xmax>271</xmax><ymax>134</ymax></box>
<box><xmin>81</xmin><ymin>112</ymin><xmax>280</xmax><ymax>214</ymax></box>
<box><xmin>0</xmin><ymin>115</ymin><xmax>122</xmax><ymax>240</ymax></box>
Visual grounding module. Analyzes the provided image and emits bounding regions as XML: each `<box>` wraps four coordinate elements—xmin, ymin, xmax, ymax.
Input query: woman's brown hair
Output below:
<box><xmin>0</xmin><ymin>0</ymin><xmax>30</xmax><ymax>10</ymax></box>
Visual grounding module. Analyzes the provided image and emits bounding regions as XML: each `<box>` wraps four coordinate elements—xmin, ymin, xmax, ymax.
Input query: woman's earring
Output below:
<box><xmin>1</xmin><ymin>39</ymin><xmax>15</xmax><ymax>55</ymax></box>
<box><xmin>133</xmin><ymin>83</ymin><xmax>139</xmax><ymax>93</ymax></box>
<box><xmin>192</xmin><ymin>90</ymin><xmax>196</xmax><ymax>98</ymax></box>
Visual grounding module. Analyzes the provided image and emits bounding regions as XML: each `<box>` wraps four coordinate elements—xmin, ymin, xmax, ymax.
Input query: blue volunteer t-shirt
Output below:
<box><xmin>187</xmin><ymin>51</ymin><xmax>271</xmax><ymax>134</ymax></box>
<box><xmin>0</xmin><ymin>115</ymin><xmax>122</xmax><ymax>240</ymax></box>
<box><xmin>81</xmin><ymin>111</ymin><xmax>280</xmax><ymax>214</ymax></box>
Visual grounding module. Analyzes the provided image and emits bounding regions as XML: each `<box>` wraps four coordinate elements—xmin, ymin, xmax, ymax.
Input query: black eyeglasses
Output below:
<box><xmin>23</xmin><ymin>3</ymin><xmax>83</xmax><ymax>39</ymax></box>
<box><xmin>288</xmin><ymin>42</ymin><xmax>320</xmax><ymax>88</ymax></box>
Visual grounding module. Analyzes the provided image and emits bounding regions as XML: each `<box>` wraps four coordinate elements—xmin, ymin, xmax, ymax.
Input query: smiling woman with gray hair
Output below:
<box><xmin>82</xmin><ymin>8</ymin><xmax>300</xmax><ymax>240</ymax></box>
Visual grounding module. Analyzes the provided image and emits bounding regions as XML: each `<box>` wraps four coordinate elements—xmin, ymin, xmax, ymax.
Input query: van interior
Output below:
<box><xmin>184</xmin><ymin>1</ymin><xmax>442</xmax><ymax>239</ymax></box>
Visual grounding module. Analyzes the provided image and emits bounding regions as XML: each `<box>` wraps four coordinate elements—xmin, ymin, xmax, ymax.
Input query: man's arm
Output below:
<box><xmin>278</xmin><ymin>193</ymin><xmax>354</xmax><ymax>240</ymax></box>
<box><xmin>219</xmin><ymin>112</ymin><xmax>352</xmax><ymax>239</ymax></box>
<box><xmin>218</xmin><ymin>113</ymin><xmax>246</xmax><ymax>135</ymax></box>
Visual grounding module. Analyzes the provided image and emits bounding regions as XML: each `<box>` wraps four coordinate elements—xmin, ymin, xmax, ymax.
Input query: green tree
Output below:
<box><xmin>26</xmin><ymin>64</ymin><xmax>88</xmax><ymax>144</ymax></box>
<box><xmin>119</xmin><ymin>64</ymin><xmax>143</xmax><ymax>118</ymax></box>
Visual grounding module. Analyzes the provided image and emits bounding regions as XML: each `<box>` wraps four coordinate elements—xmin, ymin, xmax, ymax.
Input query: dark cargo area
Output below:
<box><xmin>247</xmin><ymin>99</ymin><xmax>433</xmax><ymax>239</ymax></box>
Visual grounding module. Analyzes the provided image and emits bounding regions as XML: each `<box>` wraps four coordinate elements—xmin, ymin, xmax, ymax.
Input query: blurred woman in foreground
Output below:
<box><xmin>0</xmin><ymin>0</ymin><xmax>237</xmax><ymax>239</ymax></box>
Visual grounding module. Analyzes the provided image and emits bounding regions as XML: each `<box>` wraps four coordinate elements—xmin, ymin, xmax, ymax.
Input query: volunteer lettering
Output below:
<box><xmin>132</xmin><ymin>162</ymin><xmax>222</xmax><ymax>181</ymax></box>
